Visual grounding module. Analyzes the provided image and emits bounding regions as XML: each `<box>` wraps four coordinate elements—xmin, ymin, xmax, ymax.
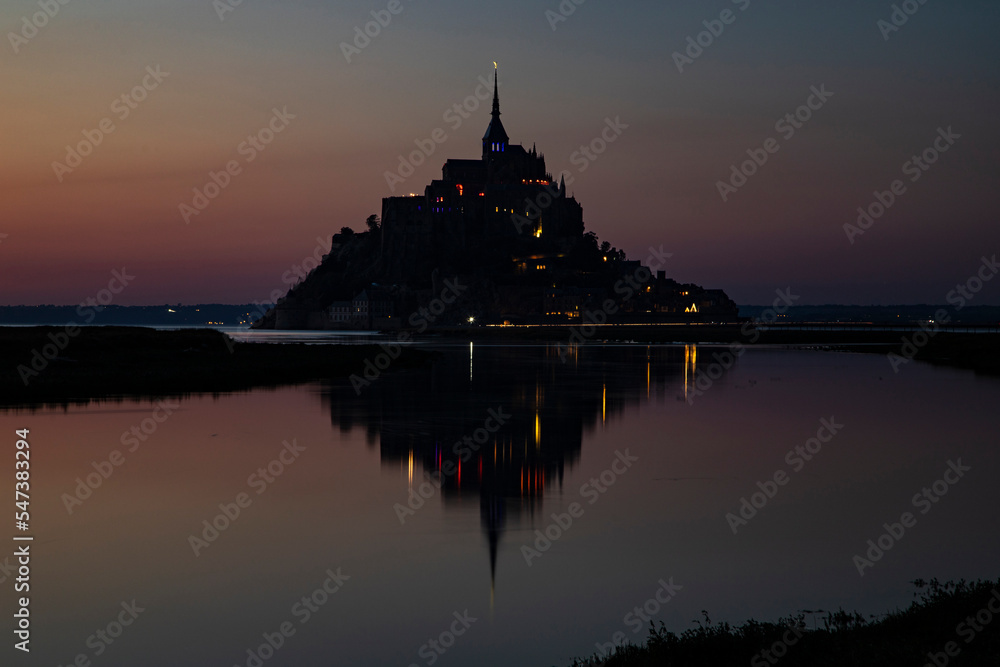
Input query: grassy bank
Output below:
<box><xmin>0</xmin><ymin>326</ymin><xmax>431</xmax><ymax>407</ymax></box>
<box><xmin>571</xmin><ymin>579</ymin><xmax>1000</xmax><ymax>666</ymax></box>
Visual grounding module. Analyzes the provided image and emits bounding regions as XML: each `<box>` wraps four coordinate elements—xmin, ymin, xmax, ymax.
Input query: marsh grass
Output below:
<box><xmin>571</xmin><ymin>578</ymin><xmax>1000</xmax><ymax>667</ymax></box>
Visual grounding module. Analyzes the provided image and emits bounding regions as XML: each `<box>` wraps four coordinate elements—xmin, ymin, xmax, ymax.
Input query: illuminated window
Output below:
<box><xmin>456</xmin><ymin>184</ymin><xmax>463</xmax><ymax>196</ymax></box>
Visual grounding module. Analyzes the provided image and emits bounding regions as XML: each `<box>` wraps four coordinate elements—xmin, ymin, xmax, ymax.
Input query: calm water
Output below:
<box><xmin>3</xmin><ymin>344</ymin><xmax>998</xmax><ymax>666</ymax></box>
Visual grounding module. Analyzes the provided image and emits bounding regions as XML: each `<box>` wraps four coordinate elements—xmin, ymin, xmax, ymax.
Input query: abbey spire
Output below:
<box><xmin>482</xmin><ymin>64</ymin><xmax>509</xmax><ymax>160</ymax></box>
<box><xmin>491</xmin><ymin>65</ymin><xmax>501</xmax><ymax>117</ymax></box>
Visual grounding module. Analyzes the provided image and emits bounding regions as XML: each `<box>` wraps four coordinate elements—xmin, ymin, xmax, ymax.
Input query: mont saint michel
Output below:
<box><xmin>255</xmin><ymin>70</ymin><xmax>737</xmax><ymax>330</ymax></box>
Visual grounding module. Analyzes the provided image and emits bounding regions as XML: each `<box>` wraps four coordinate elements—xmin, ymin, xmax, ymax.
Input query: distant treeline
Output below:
<box><xmin>738</xmin><ymin>304</ymin><xmax>1000</xmax><ymax>324</ymax></box>
<box><xmin>4</xmin><ymin>303</ymin><xmax>998</xmax><ymax>327</ymax></box>
<box><xmin>0</xmin><ymin>304</ymin><xmax>271</xmax><ymax>327</ymax></box>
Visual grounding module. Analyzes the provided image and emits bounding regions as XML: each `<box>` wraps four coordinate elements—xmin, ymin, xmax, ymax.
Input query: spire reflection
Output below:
<box><xmin>320</xmin><ymin>343</ymin><xmax>722</xmax><ymax>598</ymax></box>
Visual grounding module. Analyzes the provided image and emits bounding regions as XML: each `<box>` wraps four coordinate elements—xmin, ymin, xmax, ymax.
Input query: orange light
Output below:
<box><xmin>456</xmin><ymin>184</ymin><xmax>463</xmax><ymax>196</ymax></box>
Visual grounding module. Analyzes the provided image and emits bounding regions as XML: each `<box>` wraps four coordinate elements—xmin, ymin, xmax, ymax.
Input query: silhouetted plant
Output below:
<box><xmin>571</xmin><ymin>578</ymin><xmax>1000</xmax><ymax>667</ymax></box>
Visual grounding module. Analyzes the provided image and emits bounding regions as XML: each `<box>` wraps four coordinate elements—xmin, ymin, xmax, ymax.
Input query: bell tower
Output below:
<box><xmin>482</xmin><ymin>64</ymin><xmax>509</xmax><ymax>160</ymax></box>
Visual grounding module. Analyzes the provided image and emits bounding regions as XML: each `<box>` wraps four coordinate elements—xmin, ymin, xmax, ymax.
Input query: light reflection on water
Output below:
<box><xmin>225</xmin><ymin>328</ymin><xmax>389</xmax><ymax>345</ymax></box>
<box><xmin>3</xmin><ymin>345</ymin><xmax>998</xmax><ymax>666</ymax></box>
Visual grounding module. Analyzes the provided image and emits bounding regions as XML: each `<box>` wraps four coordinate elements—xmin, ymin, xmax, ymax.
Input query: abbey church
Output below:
<box><xmin>379</xmin><ymin>70</ymin><xmax>584</xmax><ymax>282</ymax></box>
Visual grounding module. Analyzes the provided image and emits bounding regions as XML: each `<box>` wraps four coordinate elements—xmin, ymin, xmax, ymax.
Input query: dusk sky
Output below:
<box><xmin>3</xmin><ymin>0</ymin><xmax>999</xmax><ymax>306</ymax></box>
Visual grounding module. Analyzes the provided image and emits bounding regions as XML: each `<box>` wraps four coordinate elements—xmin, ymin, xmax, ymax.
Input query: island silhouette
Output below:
<box><xmin>255</xmin><ymin>70</ymin><xmax>737</xmax><ymax>330</ymax></box>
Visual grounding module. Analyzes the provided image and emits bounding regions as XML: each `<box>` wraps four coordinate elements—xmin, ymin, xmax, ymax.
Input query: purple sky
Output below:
<box><xmin>3</xmin><ymin>0</ymin><xmax>999</xmax><ymax>305</ymax></box>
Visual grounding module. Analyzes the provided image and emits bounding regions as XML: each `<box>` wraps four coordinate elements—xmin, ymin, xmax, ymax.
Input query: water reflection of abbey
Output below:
<box><xmin>320</xmin><ymin>344</ymin><xmax>702</xmax><ymax>592</ymax></box>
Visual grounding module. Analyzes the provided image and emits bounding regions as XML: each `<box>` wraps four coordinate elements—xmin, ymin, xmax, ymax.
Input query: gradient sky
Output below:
<box><xmin>3</xmin><ymin>0</ymin><xmax>999</xmax><ymax>305</ymax></box>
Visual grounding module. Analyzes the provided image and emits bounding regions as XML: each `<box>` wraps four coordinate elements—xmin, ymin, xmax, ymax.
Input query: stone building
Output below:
<box><xmin>379</xmin><ymin>69</ymin><xmax>584</xmax><ymax>284</ymax></box>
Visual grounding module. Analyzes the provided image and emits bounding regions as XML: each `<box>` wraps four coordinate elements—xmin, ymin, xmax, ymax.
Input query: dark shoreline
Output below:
<box><xmin>0</xmin><ymin>326</ymin><xmax>432</xmax><ymax>408</ymax></box>
<box><xmin>3</xmin><ymin>325</ymin><xmax>998</xmax><ymax>407</ymax></box>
